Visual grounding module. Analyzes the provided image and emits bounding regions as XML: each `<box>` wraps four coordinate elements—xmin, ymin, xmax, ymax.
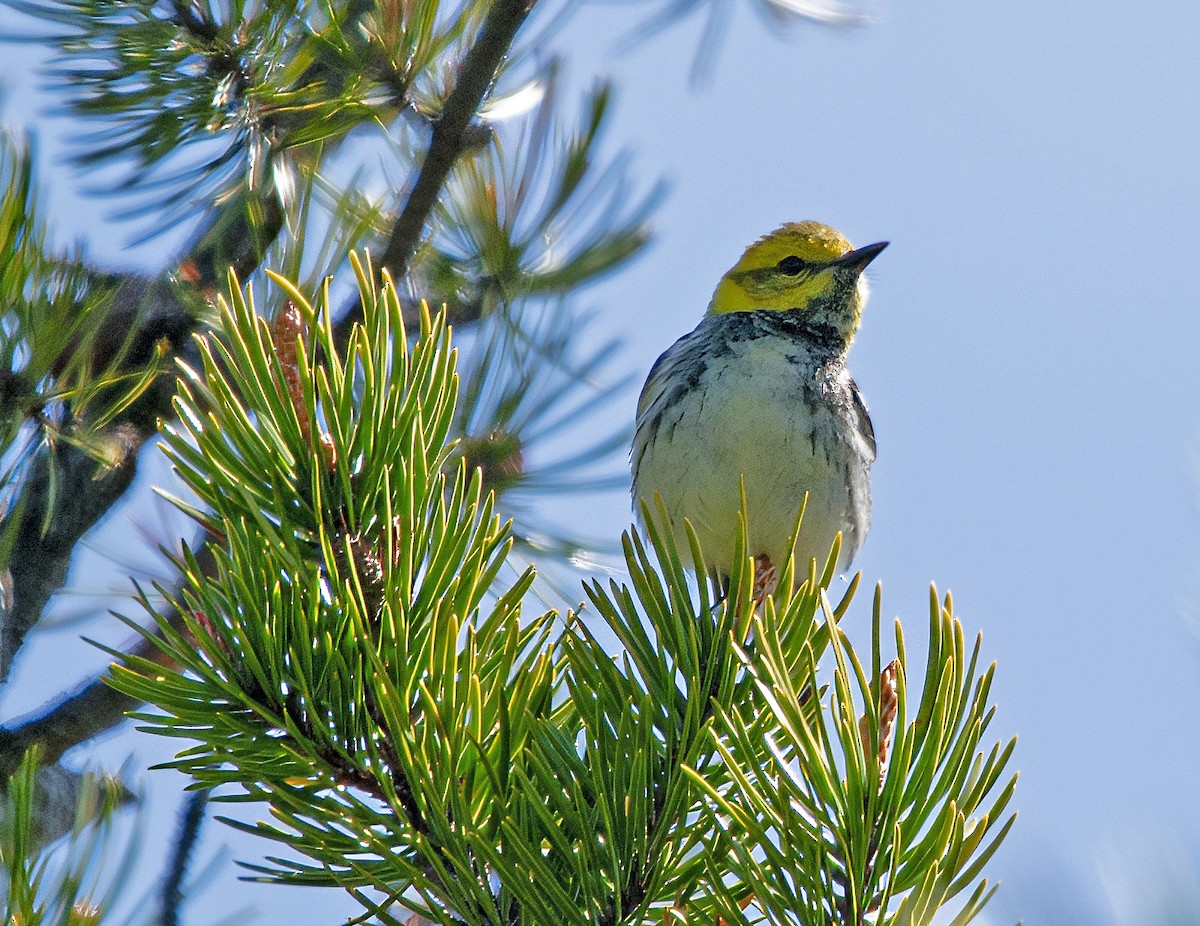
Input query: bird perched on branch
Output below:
<box><xmin>632</xmin><ymin>221</ymin><xmax>886</xmax><ymax>586</ymax></box>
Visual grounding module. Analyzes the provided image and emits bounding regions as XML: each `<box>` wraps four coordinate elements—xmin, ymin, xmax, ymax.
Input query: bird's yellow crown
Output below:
<box><xmin>707</xmin><ymin>221</ymin><xmax>887</xmax><ymax>348</ymax></box>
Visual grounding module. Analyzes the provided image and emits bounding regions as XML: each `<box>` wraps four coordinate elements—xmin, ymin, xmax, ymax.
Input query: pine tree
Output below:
<box><xmin>0</xmin><ymin>0</ymin><xmax>1015</xmax><ymax>922</ymax></box>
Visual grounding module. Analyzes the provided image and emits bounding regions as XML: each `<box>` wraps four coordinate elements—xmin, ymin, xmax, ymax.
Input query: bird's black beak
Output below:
<box><xmin>836</xmin><ymin>241</ymin><xmax>889</xmax><ymax>272</ymax></box>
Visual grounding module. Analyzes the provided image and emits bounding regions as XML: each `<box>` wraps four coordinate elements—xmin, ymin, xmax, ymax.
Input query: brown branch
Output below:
<box><xmin>333</xmin><ymin>0</ymin><xmax>536</xmax><ymax>344</ymax></box>
<box><xmin>1</xmin><ymin>272</ymin><xmax>201</xmax><ymax>682</ymax></box>
<box><xmin>161</xmin><ymin>788</ymin><xmax>210</xmax><ymax>926</ymax></box>
<box><xmin>3</xmin><ymin>427</ymin><xmax>141</xmax><ymax>680</ymax></box>
<box><xmin>378</xmin><ymin>0</ymin><xmax>536</xmax><ymax>279</ymax></box>
<box><xmin>0</xmin><ymin>541</ymin><xmax>214</xmax><ymax>780</ymax></box>
<box><xmin>0</xmin><ymin>617</ymin><xmax>184</xmax><ymax>780</ymax></box>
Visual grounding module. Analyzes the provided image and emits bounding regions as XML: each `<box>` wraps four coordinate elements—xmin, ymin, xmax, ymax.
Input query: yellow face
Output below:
<box><xmin>707</xmin><ymin>222</ymin><xmax>886</xmax><ymax>346</ymax></box>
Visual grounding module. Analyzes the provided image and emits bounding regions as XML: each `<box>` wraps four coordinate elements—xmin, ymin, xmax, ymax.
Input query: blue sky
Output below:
<box><xmin>3</xmin><ymin>0</ymin><xmax>1200</xmax><ymax>921</ymax></box>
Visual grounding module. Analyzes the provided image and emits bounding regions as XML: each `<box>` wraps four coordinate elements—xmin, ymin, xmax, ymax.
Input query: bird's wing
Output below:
<box><xmin>848</xmin><ymin>377</ymin><xmax>876</xmax><ymax>463</ymax></box>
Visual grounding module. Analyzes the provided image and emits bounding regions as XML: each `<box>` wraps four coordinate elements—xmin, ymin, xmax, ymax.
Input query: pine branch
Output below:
<box><xmin>2</xmin><ymin>426</ymin><xmax>141</xmax><ymax>680</ymax></box>
<box><xmin>378</xmin><ymin>0</ymin><xmax>536</xmax><ymax>280</ymax></box>
<box><xmin>0</xmin><ymin>748</ymin><xmax>131</xmax><ymax>923</ymax></box>
<box><xmin>335</xmin><ymin>0</ymin><xmax>538</xmax><ymax>342</ymax></box>
<box><xmin>3</xmin><ymin>0</ymin><xmax>535</xmax><ymax>686</ymax></box>
<box><xmin>2</xmin><ymin>274</ymin><xmax>198</xmax><ymax>682</ymax></box>
<box><xmin>0</xmin><ymin>609</ymin><xmax>186</xmax><ymax>779</ymax></box>
<box><xmin>161</xmin><ymin>789</ymin><xmax>210</xmax><ymax>926</ymax></box>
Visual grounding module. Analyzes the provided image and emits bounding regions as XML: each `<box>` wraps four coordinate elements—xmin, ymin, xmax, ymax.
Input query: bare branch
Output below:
<box><xmin>0</xmin><ymin>623</ymin><xmax>179</xmax><ymax>780</ymax></box>
<box><xmin>2</xmin><ymin>273</ymin><xmax>198</xmax><ymax>681</ymax></box>
<box><xmin>352</xmin><ymin>0</ymin><xmax>537</xmax><ymax>334</ymax></box>
<box><xmin>379</xmin><ymin>0</ymin><xmax>537</xmax><ymax>279</ymax></box>
<box><xmin>161</xmin><ymin>788</ymin><xmax>210</xmax><ymax>926</ymax></box>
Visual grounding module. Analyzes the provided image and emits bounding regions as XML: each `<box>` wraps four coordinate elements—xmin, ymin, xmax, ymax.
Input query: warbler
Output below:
<box><xmin>631</xmin><ymin>221</ymin><xmax>886</xmax><ymax>582</ymax></box>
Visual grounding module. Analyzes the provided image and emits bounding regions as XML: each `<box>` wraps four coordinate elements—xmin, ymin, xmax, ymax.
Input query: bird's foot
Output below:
<box><xmin>752</xmin><ymin>553</ymin><xmax>778</xmax><ymax>606</ymax></box>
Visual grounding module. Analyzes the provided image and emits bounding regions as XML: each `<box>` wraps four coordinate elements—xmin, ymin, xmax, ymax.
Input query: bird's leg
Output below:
<box><xmin>751</xmin><ymin>553</ymin><xmax>778</xmax><ymax>607</ymax></box>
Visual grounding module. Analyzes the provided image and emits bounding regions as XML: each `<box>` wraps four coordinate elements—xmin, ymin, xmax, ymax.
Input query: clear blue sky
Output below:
<box><xmin>3</xmin><ymin>0</ymin><xmax>1199</xmax><ymax>921</ymax></box>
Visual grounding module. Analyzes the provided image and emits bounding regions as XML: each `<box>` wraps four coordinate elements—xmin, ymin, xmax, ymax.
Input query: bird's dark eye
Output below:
<box><xmin>776</xmin><ymin>255</ymin><xmax>806</xmax><ymax>275</ymax></box>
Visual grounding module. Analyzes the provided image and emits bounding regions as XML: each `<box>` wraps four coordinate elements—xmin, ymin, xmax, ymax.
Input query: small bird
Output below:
<box><xmin>632</xmin><ymin>221</ymin><xmax>886</xmax><ymax>584</ymax></box>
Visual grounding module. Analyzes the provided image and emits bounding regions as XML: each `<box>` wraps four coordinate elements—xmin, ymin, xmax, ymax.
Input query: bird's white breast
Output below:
<box><xmin>632</xmin><ymin>312</ymin><xmax>873</xmax><ymax>577</ymax></box>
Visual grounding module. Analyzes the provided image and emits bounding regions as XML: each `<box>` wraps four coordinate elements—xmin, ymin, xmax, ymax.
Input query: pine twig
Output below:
<box><xmin>2</xmin><ymin>272</ymin><xmax>202</xmax><ymax>683</ymax></box>
<box><xmin>334</xmin><ymin>0</ymin><xmax>537</xmax><ymax>344</ymax></box>
<box><xmin>0</xmin><ymin>610</ymin><xmax>187</xmax><ymax>780</ymax></box>
<box><xmin>161</xmin><ymin>789</ymin><xmax>210</xmax><ymax>926</ymax></box>
<box><xmin>378</xmin><ymin>0</ymin><xmax>537</xmax><ymax>280</ymax></box>
<box><xmin>2</xmin><ymin>424</ymin><xmax>142</xmax><ymax>680</ymax></box>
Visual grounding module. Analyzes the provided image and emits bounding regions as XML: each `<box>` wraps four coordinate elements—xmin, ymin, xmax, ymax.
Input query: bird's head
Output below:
<box><xmin>707</xmin><ymin>221</ymin><xmax>887</xmax><ymax>348</ymax></box>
